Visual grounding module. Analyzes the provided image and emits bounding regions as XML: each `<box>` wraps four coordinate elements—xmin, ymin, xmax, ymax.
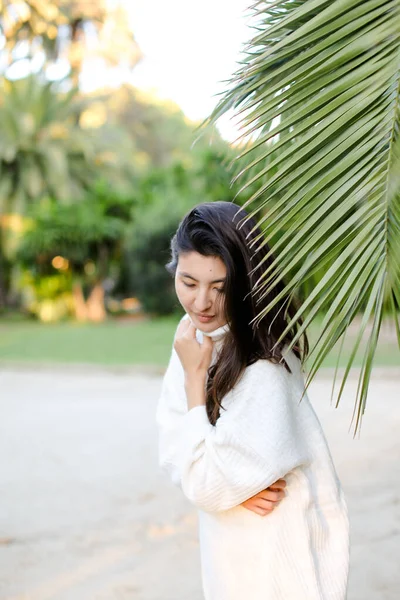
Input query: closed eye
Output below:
<box><xmin>182</xmin><ymin>282</ymin><xmax>224</xmax><ymax>292</ymax></box>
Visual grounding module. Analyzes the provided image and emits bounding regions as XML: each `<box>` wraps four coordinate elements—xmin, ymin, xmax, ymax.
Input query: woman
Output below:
<box><xmin>156</xmin><ymin>201</ymin><xmax>349</xmax><ymax>599</ymax></box>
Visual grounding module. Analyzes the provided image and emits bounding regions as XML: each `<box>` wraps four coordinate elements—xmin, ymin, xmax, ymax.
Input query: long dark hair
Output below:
<box><xmin>166</xmin><ymin>201</ymin><xmax>309</xmax><ymax>425</ymax></box>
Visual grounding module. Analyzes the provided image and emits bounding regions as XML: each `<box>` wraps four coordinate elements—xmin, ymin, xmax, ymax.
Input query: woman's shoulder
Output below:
<box><xmin>219</xmin><ymin>350</ymin><xmax>306</xmax><ymax>428</ymax></box>
<box><xmin>233</xmin><ymin>346</ymin><xmax>304</xmax><ymax>399</ymax></box>
<box><xmin>247</xmin><ymin>345</ymin><xmax>301</xmax><ymax>377</ymax></box>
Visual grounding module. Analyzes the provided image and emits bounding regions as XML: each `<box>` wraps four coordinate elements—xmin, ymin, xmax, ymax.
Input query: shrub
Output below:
<box><xmin>126</xmin><ymin>202</ymin><xmax>182</xmax><ymax>315</ymax></box>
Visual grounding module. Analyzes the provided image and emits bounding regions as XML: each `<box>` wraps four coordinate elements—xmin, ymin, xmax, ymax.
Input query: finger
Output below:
<box><xmin>258</xmin><ymin>490</ymin><xmax>285</xmax><ymax>502</ymax></box>
<box><xmin>176</xmin><ymin>319</ymin><xmax>191</xmax><ymax>338</ymax></box>
<box><xmin>267</xmin><ymin>487</ymin><xmax>286</xmax><ymax>496</ymax></box>
<box><xmin>201</xmin><ymin>334</ymin><xmax>214</xmax><ymax>350</ymax></box>
<box><xmin>242</xmin><ymin>504</ymin><xmax>272</xmax><ymax>517</ymax></box>
<box><xmin>184</xmin><ymin>322</ymin><xmax>197</xmax><ymax>338</ymax></box>
<box><xmin>269</xmin><ymin>479</ymin><xmax>286</xmax><ymax>490</ymax></box>
<box><xmin>256</xmin><ymin>499</ymin><xmax>278</xmax><ymax>512</ymax></box>
<box><xmin>268</xmin><ymin>487</ymin><xmax>287</xmax><ymax>499</ymax></box>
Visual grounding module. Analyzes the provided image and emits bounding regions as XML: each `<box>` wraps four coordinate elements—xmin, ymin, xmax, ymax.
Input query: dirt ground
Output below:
<box><xmin>0</xmin><ymin>366</ymin><xmax>399</xmax><ymax>600</ymax></box>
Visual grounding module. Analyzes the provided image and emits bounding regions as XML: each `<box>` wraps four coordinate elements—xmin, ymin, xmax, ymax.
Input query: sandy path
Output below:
<box><xmin>0</xmin><ymin>367</ymin><xmax>399</xmax><ymax>600</ymax></box>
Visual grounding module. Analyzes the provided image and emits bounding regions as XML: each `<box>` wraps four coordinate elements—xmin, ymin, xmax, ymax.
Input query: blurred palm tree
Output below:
<box><xmin>208</xmin><ymin>0</ymin><xmax>400</xmax><ymax>431</ymax></box>
<box><xmin>0</xmin><ymin>0</ymin><xmax>141</xmax><ymax>85</ymax></box>
<box><xmin>0</xmin><ymin>75</ymin><xmax>116</xmax><ymax>212</ymax></box>
<box><xmin>0</xmin><ymin>74</ymin><xmax>136</xmax><ymax>307</ymax></box>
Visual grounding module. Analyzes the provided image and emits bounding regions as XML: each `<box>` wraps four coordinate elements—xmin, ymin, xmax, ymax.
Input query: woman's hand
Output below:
<box><xmin>174</xmin><ymin>319</ymin><xmax>214</xmax><ymax>379</ymax></box>
<box><xmin>240</xmin><ymin>479</ymin><xmax>287</xmax><ymax>517</ymax></box>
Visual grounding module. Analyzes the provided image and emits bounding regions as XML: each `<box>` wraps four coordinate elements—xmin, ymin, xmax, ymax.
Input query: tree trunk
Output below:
<box><xmin>69</xmin><ymin>19</ymin><xmax>84</xmax><ymax>92</ymax></box>
<box><xmin>72</xmin><ymin>282</ymin><xmax>88</xmax><ymax>321</ymax></box>
<box><xmin>0</xmin><ymin>227</ymin><xmax>9</xmax><ymax>310</ymax></box>
<box><xmin>0</xmin><ymin>260</ymin><xmax>7</xmax><ymax>310</ymax></box>
<box><xmin>72</xmin><ymin>281</ymin><xmax>106</xmax><ymax>322</ymax></box>
<box><xmin>86</xmin><ymin>283</ymin><xmax>106</xmax><ymax>322</ymax></box>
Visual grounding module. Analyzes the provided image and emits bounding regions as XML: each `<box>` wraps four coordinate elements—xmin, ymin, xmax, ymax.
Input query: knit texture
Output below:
<box><xmin>156</xmin><ymin>315</ymin><xmax>350</xmax><ymax>600</ymax></box>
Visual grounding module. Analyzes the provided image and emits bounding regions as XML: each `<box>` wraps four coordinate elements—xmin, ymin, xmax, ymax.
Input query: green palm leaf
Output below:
<box><xmin>207</xmin><ymin>0</ymin><xmax>400</xmax><ymax>433</ymax></box>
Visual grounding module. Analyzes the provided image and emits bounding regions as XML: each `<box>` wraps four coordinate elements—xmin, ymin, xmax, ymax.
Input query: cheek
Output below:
<box><xmin>175</xmin><ymin>281</ymin><xmax>191</xmax><ymax>309</ymax></box>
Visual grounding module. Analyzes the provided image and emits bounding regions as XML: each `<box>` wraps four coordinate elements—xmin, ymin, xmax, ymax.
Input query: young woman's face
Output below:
<box><xmin>175</xmin><ymin>251</ymin><xmax>227</xmax><ymax>331</ymax></box>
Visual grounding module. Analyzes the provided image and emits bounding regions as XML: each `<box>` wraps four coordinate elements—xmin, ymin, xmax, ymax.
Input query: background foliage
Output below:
<box><xmin>1</xmin><ymin>2</ymin><xmax>398</xmax><ymax>425</ymax></box>
<box><xmin>0</xmin><ymin>0</ymin><xmax>235</xmax><ymax>318</ymax></box>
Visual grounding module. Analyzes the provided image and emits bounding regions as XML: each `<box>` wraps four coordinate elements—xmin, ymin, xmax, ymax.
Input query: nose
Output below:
<box><xmin>194</xmin><ymin>287</ymin><xmax>213</xmax><ymax>312</ymax></box>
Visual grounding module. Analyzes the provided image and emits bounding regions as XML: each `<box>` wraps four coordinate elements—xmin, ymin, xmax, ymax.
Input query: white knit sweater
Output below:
<box><xmin>156</xmin><ymin>315</ymin><xmax>350</xmax><ymax>600</ymax></box>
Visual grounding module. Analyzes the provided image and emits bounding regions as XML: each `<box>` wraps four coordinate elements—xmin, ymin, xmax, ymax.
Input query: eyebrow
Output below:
<box><xmin>178</xmin><ymin>271</ymin><xmax>226</xmax><ymax>284</ymax></box>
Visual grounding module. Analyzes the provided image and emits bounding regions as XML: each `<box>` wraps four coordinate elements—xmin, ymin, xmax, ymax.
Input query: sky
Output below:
<box><xmin>122</xmin><ymin>0</ymin><xmax>254</xmax><ymax>141</ymax></box>
<box><xmin>3</xmin><ymin>0</ymin><xmax>255</xmax><ymax>142</ymax></box>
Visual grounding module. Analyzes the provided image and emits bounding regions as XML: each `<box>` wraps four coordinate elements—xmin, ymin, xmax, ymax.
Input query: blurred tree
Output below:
<box><xmin>122</xmin><ymin>147</ymin><xmax>252</xmax><ymax>314</ymax></box>
<box><xmin>126</xmin><ymin>207</ymin><xmax>182</xmax><ymax>316</ymax></box>
<box><xmin>124</xmin><ymin>163</ymin><xmax>198</xmax><ymax>315</ymax></box>
<box><xmin>0</xmin><ymin>74</ymin><xmax>136</xmax><ymax>308</ymax></box>
<box><xmin>0</xmin><ymin>75</ymin><xmax>98</xmax><ymax>213</ymax></box>
<box><xmin>91</xmin><ymin>84</ymin><xmax>228</xmax><ymax>169</ymax></box>
<box><xmin>17</xmin><ymin>184</ymin><xmax>134</xmax><ymax>321</ymax></box>
<box><xmin>0</xmin><ymin>75</ymin><xmax>135</xmax><ymax>212</ymax></box>
<box><xmin>0</xmin><ymin>0</ymin><xmax>141</xmax><ymax>86</ymax></box>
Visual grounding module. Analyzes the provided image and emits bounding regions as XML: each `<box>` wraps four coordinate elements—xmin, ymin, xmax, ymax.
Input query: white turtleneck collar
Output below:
<box><xmin>184</xmin><ymin>314</ymin><xmax>230</xmax><ymax>342</ymax></box>
<box><xmin>200</xmin><ymin>322</ymin><xmax>230</xmax><ymax>341</ymax></box>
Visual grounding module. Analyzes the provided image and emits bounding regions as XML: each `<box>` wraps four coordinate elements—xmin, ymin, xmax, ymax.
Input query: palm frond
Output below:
<box><xmin>207</xmin><ymin>0</ymin><xmax>400</xmax><ymax>433</ymax></box>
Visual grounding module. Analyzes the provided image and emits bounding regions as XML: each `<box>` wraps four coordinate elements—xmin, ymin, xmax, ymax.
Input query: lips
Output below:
<box><xmin>196</xmin><ymin>314</ymin><xmax>215</xmax><ymax>322</ymax></box>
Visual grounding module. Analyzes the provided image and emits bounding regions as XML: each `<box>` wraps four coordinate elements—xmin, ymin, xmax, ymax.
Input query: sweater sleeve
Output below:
<box><xmin>156</xmin><ymin>349</ymin><xmax>310</xmax><ymax>513</ymax></box>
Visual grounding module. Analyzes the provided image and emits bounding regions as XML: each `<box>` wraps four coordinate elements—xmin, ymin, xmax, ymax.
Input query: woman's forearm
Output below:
<box><xmin>184</xmin><ymin>373</ymin><xmax>207</xmax><ymax>410</ymax></box>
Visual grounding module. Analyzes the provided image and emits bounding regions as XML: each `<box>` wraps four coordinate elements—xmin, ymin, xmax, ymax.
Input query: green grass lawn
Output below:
<box><xmin>0</xmin><ymin>315</ymin><xmax>398</xmax><ymax>369</ymax></box>
<box><xmin>0</xmin><ymin>317</ymin><xmax>178</xmax><ymax>367</ymax></box>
